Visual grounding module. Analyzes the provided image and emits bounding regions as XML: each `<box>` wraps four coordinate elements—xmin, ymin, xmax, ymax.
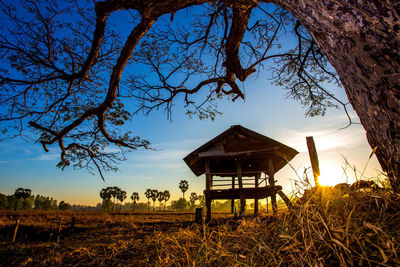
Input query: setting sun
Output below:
<box><xmin>318</xmin><ymin>163</ymin><xmax>347</xmax><ymax>186</ymax></box>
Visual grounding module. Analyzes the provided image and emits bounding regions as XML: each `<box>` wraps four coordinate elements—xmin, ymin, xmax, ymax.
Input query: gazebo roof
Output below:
<box><xmin>183</xmin><ymin>125</ymin><xmax>298</xmax><ymax>176</ymax></box>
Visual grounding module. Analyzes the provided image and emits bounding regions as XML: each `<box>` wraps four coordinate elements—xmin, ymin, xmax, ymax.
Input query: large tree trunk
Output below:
<box><xmin>274</xmin><ymin>0</ymin><xmax>400</xmax><ymax>191</ymax></box>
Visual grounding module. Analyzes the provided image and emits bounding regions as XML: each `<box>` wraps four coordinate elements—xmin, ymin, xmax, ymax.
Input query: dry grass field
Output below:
<box><xmin>1</xmin><ymin>187</ymin><xmax>400</xmax><ymax>266</ymax></box>
<box><xmin>0</xmin><ymin>211</ymin><xmax>232</xmax><ymax>266</ymax></box>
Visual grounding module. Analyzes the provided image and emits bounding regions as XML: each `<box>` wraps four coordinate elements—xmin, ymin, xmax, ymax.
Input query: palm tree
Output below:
<box><xmin>163</xmin><ymin>190</ymin><xmax>170</xmax><ymax>211</ymax></box>
<box><xmin>100</xmin><ymin>188</ymin><xmax>111</xmax><ymax>201</ymax></box>
<box><xmin>145</xmin><ymin>189</ymin><xmax>152</xmax><ymax>211</ymax></box>
<box><xmin>151</xmin><ymin>189</ymin><xmax>158</xmax><ymax>211</ymax></box>
<box><xmin>100</xmin><ymin>187</ymin><xmax>113</xmax><ymax>211</ymax></box>
<box><xmin>131</xmin><ymin>192</ymin><xmax>139</xmax><ymax>211</ymax></box>
<box><xmin>111</xmin><ymin>186</ymin><xmax>120</xmax><ymax>211</ymax></box>
<box><xmin>157</xmin><ymin>191</ymin><xmax>165</xmax><ymax>211</ymax></box>
<box><xmin>179</xmin><ymin>180</ymin><xmax>189</xmax><ymax>199</ymax></box>
<box><xmin>117</xmin><ymin>190</ymin><xmax>127</xmax><ymax>211</ymax></box>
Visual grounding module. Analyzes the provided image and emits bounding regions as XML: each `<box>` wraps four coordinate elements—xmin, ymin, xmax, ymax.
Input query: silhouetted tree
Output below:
<box><xmin>32</xmin><ymin>195</ymin><xmax>55</xmax><ymax>210</ymax></box>
<box><xmin>100</xmin><ymin>187</ymin><xmax>112</xmax><ymax>201</ymax></box>
<box><xmin>14</xmin><ymin>188</ymin><xmax>32</xmax><ymax>200</ymax></box>
<box><xmin>189</xmin><ymin>192</ymin><xmax>198</xmax><ymax>210</ymax></box>
<box><xmin>198</xmin><ymin>195</ymin><xmax>206</xmax><ymax>208</ymax></box>
<box><xmin>171</xmin><ymin>198</ymin><xmax>188</xmax><ymax>211</ymax></box>
<box><xmin>179</xmin><ymin>180</ymin><xmax>189</xmax><ymax>199</ymax></box>
<box><xmin>117</xmin><ymin>189</ymin><xmax>127</xmax><ymax>210</ymax></box>
<box><xmin>0</xmin><ymin>194</ymin><xmax>7</xmax><ymax>210</ymax></box>
<box><xmin>15</xmin><ymin>198</ymin><xmax>23</xmax><ymax>210</ymax></box>
<box><xmin>130</xmin><ymin>192</ymin><xmax>139</xmax><ymax>211</ymax></box>
<box><xmin>151</xmin><ymin>189</ymin><xmax>158</xmax><ymax>212</ymax></box>
<box><xmin>59</xmin><ymin>201</ymin><xmax>71</xmax><ymax>210</ymax></box>
<box><xmin>111</xmin><ymin>186</ymin><xmax>121</xmax><ymax>210</ymax></box>
<box><xmin>157</xmin><ymin>191</ymin><xmax>165</xmax><ymax>211</ymax></box>
<box><xmin>163</xmin><ymin>190</ymin><xmax>170</xmax><ymax>211</ymax></box>
<box><xmin>1</xmin><ymin>1</ymin><xmax>399</xmax><ymax>191</ymax></box>
<box><xmin>22</xmin><ymin>196</ymin><xmax>34</xmax><ymax>210</ymax></box>
<box><xmin>145</xmin><ymin>189</ymin><xmax>152</xmax><ymax>211</ymax></box>
<box><xmin>100</xmin><ymin>187</ymin><xmax>113</xmax><ymax>211</ymax></box>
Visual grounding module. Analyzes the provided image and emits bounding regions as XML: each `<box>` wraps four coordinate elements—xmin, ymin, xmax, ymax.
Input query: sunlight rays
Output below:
<box><xmin>318</xmin><ymin>163</ymin><xmax>347</xmax><ymax>186</ymax></box>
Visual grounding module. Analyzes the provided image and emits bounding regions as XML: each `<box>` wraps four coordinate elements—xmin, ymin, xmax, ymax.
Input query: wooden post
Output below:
<box><xmin>205</xmin><ymin>160</ymin><xmax>211</xmax><ymax>190</ymax></box>
<box><xmin>306</xmin><ymin>136</ymin><xmax>320</xmax><ymax>186</ymax></box>
<box><xmin>268</xmin><ymin>157</ymin><xmax>277</xmax><ymax>214</ymax></box>
<box><xmin>12</xmin><ymin>219</ymin><xmax>20</xmax><ymax>243</ymax></box>
<box><xmin>236</xmin><ymin>159</ymin><xmax>245</xmax><ymax>216</ymax></box>
<box><xmin>254</xmin><ymin>172</ymin><xmax>260</xmax><ymax>216</ymax></box>
<box><xmin>236</xmin><ymin>160</ymin><xmax>243</xmax><ymax>189</ymax></box>
<box><xmin>70</xmin><ymin>214</ymin><xmax>75</xmax><ymax>231</ymax></box>
<box><xmin>277</xmin><ymin>190</ymin><xmax>292</xmax><ymax>210</ymax></box>
<box><xmin>231</xmin><ymin>175</ymin><xmax>235</xmax><ymax>214</ymax></box>
<box><xmin>205</xmin><ymin>160</ymin><xmax>212</xmax><ymax>222</ymax></box>
<box><xmin>240</xmin><ymin>193</ymin><xmax>246</xmax><ymax>217</ymax></box>
<box><xmin>206</xmin><ymin>197</ymin><xmax>211</xmax><ymax>223</ymax></box>
<box><xmin>195</xmin><ymin>208</ymin><xmax>203</xmax><ymax>225</ymax></box>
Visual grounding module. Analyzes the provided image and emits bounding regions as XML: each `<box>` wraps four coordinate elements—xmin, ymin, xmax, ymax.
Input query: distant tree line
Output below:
<box><xmin>2</xmin><ymin>180</ymin><xmax>210</xmax><ymax>212</ymax></box>
<box><xmin>99</xmin><ymin>180</ymin><xmax>209</xmax><ymax>212</ymax></box>
<box><xmin>0</xmin><ymin>187</ymin><xmax>71</xmax><ymax>211</ymax></box>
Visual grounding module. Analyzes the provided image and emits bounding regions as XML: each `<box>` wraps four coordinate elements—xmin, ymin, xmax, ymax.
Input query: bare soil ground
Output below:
<box><xmin>0</xmin><ymin>211</ymin><xmax>231</xmax><ymax>266</ymax></box>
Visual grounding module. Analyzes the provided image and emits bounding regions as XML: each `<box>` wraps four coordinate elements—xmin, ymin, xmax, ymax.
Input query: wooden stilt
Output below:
<box><xmin>236</xmin><ymin>160</ymin><xmax>245</xmax><ymax>216</ymax></box>
<box><xmin>205</xmin><ymin>160</ymin><xmax>211</xmax><ymax>190</ymax></box>
<box><xmin>236</xmin><ymin>160</ymin><xmax>243</xmax><ymax>189</ymax></box>
<box><xmin>271</xmin><ymin>194</ymin><xmax>277</xmax><ymax>214</ymax></box>
<box><xmin>254</xmin><ymin>172</ymin><xmax>259</xmax><ymax>216</ymax></box>
<box><xmin>206</xmin><ymin>197</ymin><xmax>211</xmax><ymax>222</ymax></box>
<box><xmin>268</xmin><ymin>158</ymin><xmax>277</xmax><ymax>214</ymax></box>
<box><xmin>240</xmin><ymin>193</ymin><xmax>246</xmax><ymax>217</ymax></box>
<box><xmin>277</xmin><ymin>190</ymin><xmax>292</xmax><ymax>210</ymax></box>
<box><xmin>205</xmin><ymin>160</ymin><xmax>212</xmax><ymax>222</ymax></box>
<box><xmin>231</xmin><ymin>175</ymin><xmax>235</xmax><ymax>214</ymax></box>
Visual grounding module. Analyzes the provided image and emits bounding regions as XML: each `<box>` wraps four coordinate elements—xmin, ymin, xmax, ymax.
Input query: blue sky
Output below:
<box><xmin>0</xmin><ymin>70</ymin><xmax>382</xmax><ymax>205</ymax></box>
<box><xmin>0</xmin><ymin>2</ymin><xmax>383</xmax><ymax>205</ymax></box>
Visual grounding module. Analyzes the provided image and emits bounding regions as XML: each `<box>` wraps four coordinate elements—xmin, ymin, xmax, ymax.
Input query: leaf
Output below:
<box><xmin>372</xmin><ymin>244</ymin><xmax>388</xmax><ymax>264</ymax></box>
<box><xmin>331</xmin><ymin>238</ymin><xmax>351</xmax><ymax>253</ymax></box>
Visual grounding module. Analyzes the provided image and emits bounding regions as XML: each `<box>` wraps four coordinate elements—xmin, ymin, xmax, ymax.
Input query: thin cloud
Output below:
<box><xmin>35</xmin><ymin>153</ymin><xmax>59</xmax><ymax>161</ymax></box>
<box><xmin>277</xmin><ymin>126</ymin><xmax>367</xmax><ymax>153</ymax></box>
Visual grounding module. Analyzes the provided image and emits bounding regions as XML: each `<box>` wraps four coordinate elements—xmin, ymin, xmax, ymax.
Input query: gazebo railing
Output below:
<box><xmin>210</xmin><ymin>175</ymin><xmax>268</xmax><ymax>188</ymax></box>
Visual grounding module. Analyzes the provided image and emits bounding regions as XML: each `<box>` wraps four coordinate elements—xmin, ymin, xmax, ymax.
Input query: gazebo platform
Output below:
<box><xmin>184</xmin><ymin>125</ymin><xmax>298</xmax><ymax>221</ymax></box>
<box><xmin>204</xmin><ymin>185</ymin><xmax>282</xmax><ymax>200</ymax></box>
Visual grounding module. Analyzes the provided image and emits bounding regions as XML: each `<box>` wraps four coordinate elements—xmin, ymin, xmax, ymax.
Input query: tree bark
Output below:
<box><xmin>273</xmin><ymin>0</ymin><xmax>400</xmax><ymax>191</ymax></box>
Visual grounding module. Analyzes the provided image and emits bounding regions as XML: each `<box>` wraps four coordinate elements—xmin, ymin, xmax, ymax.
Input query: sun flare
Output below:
<box><xmin>318</xmin><ymin>163</ymin><xmax>347</xmax><ymax>187</ymax></box>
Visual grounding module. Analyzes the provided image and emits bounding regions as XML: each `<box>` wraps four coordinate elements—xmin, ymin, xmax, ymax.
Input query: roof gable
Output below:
<box><xmin>184</xmin><ymin>125</ymin><xmax>298</xmax><ymax>176</ymax></box>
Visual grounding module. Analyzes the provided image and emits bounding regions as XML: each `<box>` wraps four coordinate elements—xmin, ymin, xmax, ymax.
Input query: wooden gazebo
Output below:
<box><xmin>184</xmin><ymin>125</ymin><xmax>298</xmax><ymax>221</ymax></box>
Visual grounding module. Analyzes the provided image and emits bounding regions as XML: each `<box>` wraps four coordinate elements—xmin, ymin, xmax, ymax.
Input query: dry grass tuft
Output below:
<box><xmin>150</xmin><ymin>187</ymin><xmax>400</xmax><ymax>266</ymax></box>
